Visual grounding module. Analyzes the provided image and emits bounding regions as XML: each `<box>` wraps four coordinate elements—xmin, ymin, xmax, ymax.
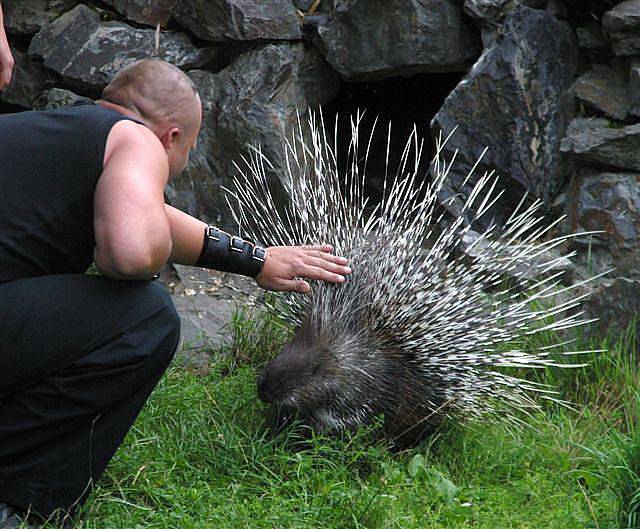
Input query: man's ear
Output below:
<box><xmin>159</xmin><ymin>127</ymin><xmax>181</xmax><ymax>151</ymax></box>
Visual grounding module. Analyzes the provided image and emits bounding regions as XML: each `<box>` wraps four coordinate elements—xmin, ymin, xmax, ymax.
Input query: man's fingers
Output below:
<box><xmin>303</xmin><ymin>244</ymin><xmax>334</xmax><ymax>252</ymax></box>
<box><xmin>0</xmin><ymin>71</ymin><xmax>9</xmax><ymax>90</ymax></box>
<box><xmin>276</xmin><ymin>278</ymin><xmax>311</xmax><ymax>293</ymax></box>
<box><xmin>298</xmin><ymin>264</ymin><xmax>347</xmax><ymax>284</ymax></box>
<box><xmin>301</xmin><ymin>245</ymin><xmax>349</xmax><ymax>265</ymax></box>
<box><xmin>0</xmin><ymin>55</ymin><xmax>15</xmax><ymax>90</ymax></box>
<box><xmin>303</xmin><ymin>256</ymin><xmax>351</xmax><ymax>276</ymax></box>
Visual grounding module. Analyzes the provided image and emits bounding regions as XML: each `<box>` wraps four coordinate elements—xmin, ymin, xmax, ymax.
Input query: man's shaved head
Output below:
<box><xmin>100</xmin><ymin>59</ymin><xmax>203</xmax><ymax>177</ymax></box>
<box><xmin>102</xmin><ymin>59</ymin><xmax>200</xmax><ymax>137</ymax></box>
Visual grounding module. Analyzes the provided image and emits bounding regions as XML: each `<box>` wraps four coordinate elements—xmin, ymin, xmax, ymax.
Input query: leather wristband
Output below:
<box><xmin>195</xmin><ymin>225</ymin><xmax>266</xmax><ymax>278</ymax></box>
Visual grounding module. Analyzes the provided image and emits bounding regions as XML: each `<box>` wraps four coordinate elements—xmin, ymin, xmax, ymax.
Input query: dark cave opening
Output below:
<box><xmin>321</xmin><ymin>72</ymin><xmax>463</xmax><ymax>205</ymax></box>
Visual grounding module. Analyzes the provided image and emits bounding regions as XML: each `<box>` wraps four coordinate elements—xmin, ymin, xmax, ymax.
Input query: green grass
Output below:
<box><xmin>40</xmin><ymin>309</ymin><xmax>637</xmax><ymax>529</ymax></box>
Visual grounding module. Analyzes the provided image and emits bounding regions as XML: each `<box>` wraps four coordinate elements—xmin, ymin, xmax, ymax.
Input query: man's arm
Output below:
<box><xmin>96</xmin><ymin>120</ymin><xmax>351</xmax><ymax>287</ymax></box>
<box><xmin>165</xmin><ymin>204</ymin><xmax>351</xmax><ymax>293</ymax></box>
<box><xmin>0</xmin><ymin>2</ymin><xmax>14</xmax><ymax>89</ymax></box>
<box><xmin>94</xmin><ymin>121</ymin><xmax>172</xmax><ymax>280</ymax></box>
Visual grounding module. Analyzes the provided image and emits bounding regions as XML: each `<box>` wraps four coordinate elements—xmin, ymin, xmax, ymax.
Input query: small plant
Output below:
<box><xmin>616</xmin><ymin>423</ymin><xmax>640</xmax><ymax>529</ymax></box>
<box><xmin>222</xmin><ymin>295</ymin><xmax>293</xmax><ymax>371</ymax></box>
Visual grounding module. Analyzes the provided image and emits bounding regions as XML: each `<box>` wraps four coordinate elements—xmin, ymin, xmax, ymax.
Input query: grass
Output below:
<box><xmin>40</xmin><ymin>307</ymin><xmax>638</xmax><ymax>528</ymax></box>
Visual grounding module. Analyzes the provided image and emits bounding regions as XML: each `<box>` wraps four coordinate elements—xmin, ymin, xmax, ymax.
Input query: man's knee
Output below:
<box><xmin>146</xmin><ymin>282</ymin><xmax>181</xmax><ymax>357</ymax></box>
<box><xmin>124</xmin><ymin>281</ymin><xmax>181</xmax><ymax>368</ymax></box>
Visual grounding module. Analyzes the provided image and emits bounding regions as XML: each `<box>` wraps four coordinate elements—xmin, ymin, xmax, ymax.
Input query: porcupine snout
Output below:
<box><xmin>257</xmin><ymin>323</ymin><xmax>322</xmax><ymax>404</ymax></box>
<box><xmin>257</xmin><ymin>347</ymin><xmax>310</xmax><ymax>403</ymax></box>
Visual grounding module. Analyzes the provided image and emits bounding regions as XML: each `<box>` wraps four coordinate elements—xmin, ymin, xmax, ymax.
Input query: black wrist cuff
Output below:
<box><xmin>195</xmin><ymin>226</ymin><xmax>266</xmax><ymax>278</ymax></box>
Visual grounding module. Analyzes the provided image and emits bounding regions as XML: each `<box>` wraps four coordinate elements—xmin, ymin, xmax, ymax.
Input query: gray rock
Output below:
<box><xmin>463</xmin><ymin>0</ymin><xmax>546</xmax><ymax>26</ymax></box>
<box><xmin>431</xmin><ymin>7</ymin><xmax>578</xmax><ymax>226</ymax></box>
<box><xmin>629</xmin><ymin>61</ymin><xmax>640</xmax><ymax>117</ymax></box>
<box><xmin>28</xmin><ymin>4</ymin><xmax>217</xmax><ymax>94</ymax></box>
<box><xmin>603</xmin><ymin>0</ymin><xmax>640</xmax><ymax>56</ymax></box>
<box><xmin>545</xmin><ymin>0</ymin><xmax>567</xmax><ymax>18</ymax></box>
<box><xmin>102</xmin><ymin>0</ymin><xmax>176</xmax><ymax>26</ymax></box>
<box><xmin>576</xmin><ymin>23</ymin><xmax>610</xmax><ymax>52</ymax></box>
<box><xmin>315</xmin><ymin>0</ymin><xmax>481</xmax><ymax>80</ymax></box>
<box><xmin>561</xmin><ymin>117</ymin><xmax>640</xmax><ymax>172</ymax></box>
<box><xmin>165</xmin><ymin>264</ymin><xmax>261</xmax><ymax>373</ymax></box>
<box><xmin>2</xmin><ymin>0</ymin><xmax>77</xmax><ymax>36</ymax></box>
<box><xmin>168</xmin><ymin>44</ymin><xmax>340</xmax><ymax>227</ymax></box>
<box><xmin>175</xmin><ymin>0</ymin><xmax>302</xmax><ymax>42</ymax></box>
<box><xmin>294</xmin><ymin>0</ymin><xmax>330</xmax><ymax>13</ymax></box>
<box><xmin>571</xmin><ymin>171</ymin><xmax>640</xmax><ymax>251</ymax></box>
<box><xmin>563</xmin><ymin>170</ymin><xmax>640</xmax><ymax>280</ymax></box>
<box><xmin>33</xmin><ymin>87</ymin><xmax>94</xmax><ymax>109</ymax></box>
<box><xmin>0</xmin><ymin>49</ymin><xmax>52</xmax><ymax>108</ymax></box>
<box><xmin>584</xmin><ymin>278</ymin><xmax>640</xmax><ymax>349</ymax></box>
<box><xmin>571</xmin><ymin>64</ymin><xmax>630</xmax><ymax>120</ymax></box>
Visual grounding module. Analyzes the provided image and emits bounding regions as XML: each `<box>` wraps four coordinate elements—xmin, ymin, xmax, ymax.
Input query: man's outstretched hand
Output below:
<box><xmin>256</xmin><ymin>244</ymin><xmax>352</xmax><ymax>293</ymax></box>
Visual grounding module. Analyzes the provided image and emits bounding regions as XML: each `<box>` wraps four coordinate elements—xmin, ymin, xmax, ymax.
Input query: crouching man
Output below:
<box><xmin>0</xmin><ymin>59</ymin><xmax>351</xmax><ymax>528</ymax></box>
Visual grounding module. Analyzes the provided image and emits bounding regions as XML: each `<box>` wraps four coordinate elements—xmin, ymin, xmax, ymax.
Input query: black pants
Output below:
<box><xmin>0</xmin><ymin>274</ymin><xmax>180</xmax><ymax>520</ymax></box>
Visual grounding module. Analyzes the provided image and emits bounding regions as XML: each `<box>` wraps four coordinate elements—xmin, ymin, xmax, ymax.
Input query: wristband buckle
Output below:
<box><xmin>230</xmin><ymin>236</ymin><xmax>245</xmax><ymax>252</ymax></box>
<box><xmin>206</xmin><ymin>226</ymin><xmax>221</xmax><ymax>241</ymax></box>
<box><xmin>252</xmin><ymin>246</ymin><xmax>266</xmax><ymax>262</ymax></box>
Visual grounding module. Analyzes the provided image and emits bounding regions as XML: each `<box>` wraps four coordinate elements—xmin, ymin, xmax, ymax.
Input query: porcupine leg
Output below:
<box><xmin>0</xmin><ymin>274</ymin><xmax>180</xmax><ymax>523</ymax></box>
<box><xmin>382</xmin><ymin>366</ymin><xmax>448</xmax><ymax>448</ymax></box>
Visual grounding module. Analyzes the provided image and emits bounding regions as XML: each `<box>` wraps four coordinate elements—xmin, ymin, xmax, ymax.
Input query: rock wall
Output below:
<box><xmin>1</xmin><ymin>0</ymin><xmax>639</xmax><ymax>339</ymax></box>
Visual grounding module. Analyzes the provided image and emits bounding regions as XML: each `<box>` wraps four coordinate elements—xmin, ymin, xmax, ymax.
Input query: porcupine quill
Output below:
<box><xmin>223</xmin><ymin>111</ymin><xmax>604</xmax><ymax>446</ymax></box>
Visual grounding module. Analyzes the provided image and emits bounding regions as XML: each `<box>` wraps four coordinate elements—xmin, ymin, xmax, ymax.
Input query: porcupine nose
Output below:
<box><xmin>257</xmin><ymin>367</ymin><xmax>286</xmax><ymax>403</ymax></box>
<box><xmin>257</xmin><ymin>362</ymin><xmax>294</xmax><ymax>403</ymax></box>
<box><xmin>257</xmin><ymin>370</ymin><xmax>274</xmax><ymax>402</ymax></box>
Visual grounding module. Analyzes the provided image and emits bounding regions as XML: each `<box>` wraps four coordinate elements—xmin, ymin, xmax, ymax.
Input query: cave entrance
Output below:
<box><xmin>322</xmin><ymin>72</ymin><xmax>463</xmax><ymax>205</ymax></box>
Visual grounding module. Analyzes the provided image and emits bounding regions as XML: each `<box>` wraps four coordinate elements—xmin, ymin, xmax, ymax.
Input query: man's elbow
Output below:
<box><xmin>94</xmin><ymin>243</ymin><xmax>171</xmax><ymax>280</ymax></box>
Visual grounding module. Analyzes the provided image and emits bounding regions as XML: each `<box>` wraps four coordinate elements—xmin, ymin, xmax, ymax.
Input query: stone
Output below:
<box><xmin>571</xmin><ymin>171</ymin><xmax>640</xmax><ymax>251</ymax></box>
<box><xmin>28</xmin><ymin>4</ymin><xmax>217</xmax><ymax>94</ymax></box>
<box><xmin>576</xmin><ymin>23</ymin><xmax>610</xmax><ymax>52</ymax></box>
<box><xmin>294</xmin><ymin>0</ymin><xmax>330</xmax><ymax>13</ymax></box>
<box><xmin>563</xmin><ymin>170</ymin><xmax>640</xmax><ymax>280</ymax></box>
<box><xmin>2</xmin><ymin>0</ymin><xmax>77</xmax><ymax>36</ymax></box>
<box><xmin>167</xmin><ymin>43</ymin><xmax>340</xmax><ymax>228</ymax></box>
<box><xmin>164</xmin><ymin>264</ymin><xmax>261</xmax><ymax>373</ymax></box>
<box><xmin>463</xmin><ymin>0</ymin><xmax>546</xmax><ymax>26</ymax></box>
<box><xmin>0</xmin><ymin>49</ymin><xmax>52</xmax><ymax>108</ymax></box>
<box><xmin>175</xmin><ymin>0</ymin><xmax>302</xmax><ymax>42</ymax></box>
<box><xmin>583</xmin><ymin>278</ymin><xmax>640</xmax><ymax>350</ymax></box>
<box><xmin>561</xmin><ymin>118</ymin><xmax>640</xmax><ymax>172</ymax></box>
<box><xmin>314</xmin><ymin>0</ymin><xmax>481</xmax><ymax>80</ymax></box>
<box><xmin>603</xmin><ymin>0</ymin><xmax>640</xmax><ymax>56</ymax></box>
<box><xmin>545</xmin><ymin>0</ymin><xmax>567</xmax><ymax>19</ymax></box>
<box><xmin>102</xmin><ymin>0</ymin><xmax>177</xmax><ymax>26</ymax></box>
<box><xmin>565</xmin><ymin>0</ymin><xmax>626</xmax><ymax>21</ymax></box>
<box><xmin>33</xmin><ymin>88</ymin><xmax>94</xmax><ymax>109</ymax></box>
<box><xmin>431</xmin><ymin>7</ymin><xmax>578</xmax><ymax>227</ymax></box>
<box><xmin>571</xmin><ymin>64</ymin><xmax>630</xmax><ymax>120</ymax></box>
<box><xmin>629</xmin><ymin>62</ymin><xmax>640</xmax><ymax>117</ymax></box>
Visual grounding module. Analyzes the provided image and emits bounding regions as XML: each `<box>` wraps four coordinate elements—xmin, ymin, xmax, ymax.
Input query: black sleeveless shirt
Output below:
<box><xmin>0</xmin><ymin>104</ymin><xmax>140</xmax><ymax>284</ymax></box>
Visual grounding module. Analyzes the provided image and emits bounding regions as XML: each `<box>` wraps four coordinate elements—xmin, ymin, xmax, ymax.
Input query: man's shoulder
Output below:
<box><xmin>103</xmin><ymin>118</ymin><xmax>165</xmax><ymax>169</ymax></box>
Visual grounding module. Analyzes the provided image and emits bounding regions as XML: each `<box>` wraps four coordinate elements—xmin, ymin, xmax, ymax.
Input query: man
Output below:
<box><xmin>0</xmin><ymin>57</ymin><xmax>351</xmax><ymax>527</ymax></box>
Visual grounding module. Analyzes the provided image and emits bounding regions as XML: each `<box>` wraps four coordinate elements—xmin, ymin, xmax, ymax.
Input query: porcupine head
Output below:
<box><xmin>256</xmin><ymin>240</ymin><xmax>447</xmax><ymax>447</ymax></box>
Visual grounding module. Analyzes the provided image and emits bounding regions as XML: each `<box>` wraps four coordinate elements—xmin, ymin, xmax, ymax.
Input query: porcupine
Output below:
<box><xmin>225</xmin><ymin>113</ymin><xmax>600</xmax><ymax>446</ymax></box>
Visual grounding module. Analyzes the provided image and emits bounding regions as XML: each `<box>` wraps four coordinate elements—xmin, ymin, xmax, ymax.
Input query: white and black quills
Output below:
<box><xmin>225</xmin><ymin>112</ymin><xmax>602</xmax><ymax>446</ymax></box>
